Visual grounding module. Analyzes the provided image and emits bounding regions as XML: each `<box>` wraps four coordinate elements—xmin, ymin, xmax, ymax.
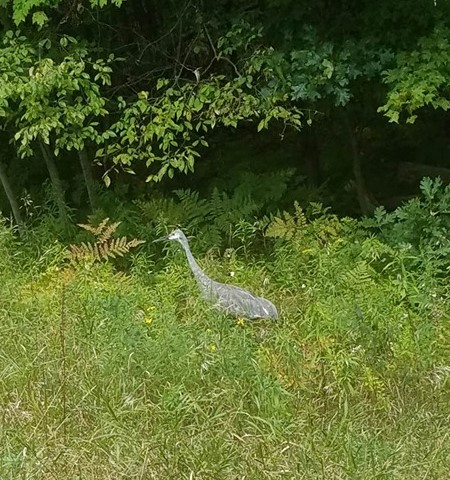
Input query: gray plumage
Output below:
<box><xmin>154</xmin><ymin>229</ymin><xmax>278</xmax><ymax>320</ymax></box>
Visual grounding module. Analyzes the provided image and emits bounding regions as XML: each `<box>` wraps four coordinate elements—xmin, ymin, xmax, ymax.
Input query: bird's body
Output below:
<box><xmin>154</xmin><ymin>229</ymin><xmax>278</xmax><ymax>320</ymax></box>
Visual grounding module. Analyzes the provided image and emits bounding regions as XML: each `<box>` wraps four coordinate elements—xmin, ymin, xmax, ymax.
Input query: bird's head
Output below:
<box><xmin>167</xmin><ymin>228</ymin><xmax>186</xmax><ymax>242</ymax></box>
<box><xmin>153</xmin><ymin>228</ymin><xmax>187</xmax><ymax>244</ymax></box>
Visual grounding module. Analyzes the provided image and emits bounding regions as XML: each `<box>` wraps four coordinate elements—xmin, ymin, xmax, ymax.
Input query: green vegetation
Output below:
<box><xmin>1</xmin><ymin>0</ymin><xmax>450</xmax><ymax>478</ymax></box>
<box><xmin>1</xmin><ymin>0</ymin><xmax>450</xmax><ymax>219</ymax></box>
<box><xmin>1</xmin><ymin>180</ymin><xmax>450</xmax><ymax>478</ymax></box>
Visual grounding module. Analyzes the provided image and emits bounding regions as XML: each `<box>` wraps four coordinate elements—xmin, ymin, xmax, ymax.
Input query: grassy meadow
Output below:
<box><xmin>1</xmin><ymin>198</ymin><xmax>450</xmax><ymax>479</ymax></box>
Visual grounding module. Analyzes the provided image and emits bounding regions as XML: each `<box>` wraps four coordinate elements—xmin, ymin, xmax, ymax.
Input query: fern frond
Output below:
<box><xmin>340</xmin><ymin>261</ymin><xmax>375</xmax><ymax>291</ymax></box>
<box><xmin>127</xmin><ymin>238</ymin><xmax>146</xmax><ymax>248</ymax></box>
<box><xmin>266</xmin><ymin>201</ymin><xmax>307</xmax><ymax>240</ymax></box>
<box><xmin>77</xmin><ymin>223</ymin><xmax>99</xmax><ymax>235</ymax></box>
<box><xmin>78</xmin><ymin>217</ymin><xmax>112</xmax><ymax>236</ymax></box>
<box><xmin>68</xmin><ymin>218</ymin><xmax>145</xmax><ymax>264</ymax></box>
<box><xmin>360</xmin><ymin>237</ymin><xmax>395</xmax><ymax>262</ymax></box>
<box><xmin>98</xmin><ymin>221</ymin><xmax>121</xmax><ymax>244</ymax></box>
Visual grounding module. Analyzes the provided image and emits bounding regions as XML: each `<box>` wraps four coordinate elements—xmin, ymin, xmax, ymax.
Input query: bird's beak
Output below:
<box><xmin>152</xmin><ymin>235</ymin><xmax>168</xmax><ymax>243</ymax></box>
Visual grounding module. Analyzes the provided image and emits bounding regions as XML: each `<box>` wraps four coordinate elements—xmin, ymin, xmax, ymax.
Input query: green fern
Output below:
<box><xmin>135</xmin><ymin>197</ymin><xmax>184</xmax><ymax>227</ymax></box>
<box><xmin>200</xmin><ymin>188</ymin><xmax>259</xmax><ymax>245</ymax></box>
<box><xmin>135</xmin><ymin>171</ymin><xmax>298</xmax><ymax>248</ymax></box>
<box><xmin>339</xmin><ymin>261</ymin><xmax>375</xmax><ymax>291</ymax></box>
<box><xmin>359</xmin><ymin>237</ymin><xmax>395</xmax><ymax>263</ymax></box>
<box><xmin>231</xmin><ymin>169</ymin><xmax>295</xmax><ymax>204</ymax></box>
<box><xmin>265</xmin><ymin>202</ymin><xmax>307</xmax><ymax>240</ymax></box>
<box><xmin>174</xmin><ymin>189</ymin><xmax>213</xmax><ymax>227</ymax></box>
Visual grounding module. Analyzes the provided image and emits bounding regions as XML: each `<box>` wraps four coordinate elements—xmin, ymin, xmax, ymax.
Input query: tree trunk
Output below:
<box><xmin>0</xmin><ymin>160</ymin><xmax>23</xmax><ymax>234</ymax></box>
<box><xmin>78</xmin><ymin>148</ymin><xmax>97</xmax><ymax>210</ymax></box>
<box><xmin>343</xmin><ymin>112</ymin><xmax>375</xmax><ymax>216</ymax></box>
<box><xmin>39</xmin><ymin>140</ymin><xmax>68</xmax><ymax>221</ymax></box>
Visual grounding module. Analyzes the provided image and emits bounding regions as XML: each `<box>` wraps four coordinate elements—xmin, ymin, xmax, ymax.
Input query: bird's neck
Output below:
<box><xmin>181</xmin><ymin>241</ymin><xmax>209</xmax><ymax>283</ymax></box>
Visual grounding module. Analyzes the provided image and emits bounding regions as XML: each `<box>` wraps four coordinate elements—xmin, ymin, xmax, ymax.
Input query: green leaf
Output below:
<box><xmin>32</xmin><ymin>11</ymin><xmax>49</xmax><ymax>28</ymax></box>
<box><xmin>322</xmin><ymin>58</ymin><xmax>334</xmax><ymax>79</ymax></box>
<box><xmin>156</xmin><ymin>78</ymin><xmax>168</xmax><ymax>90</ymax></box>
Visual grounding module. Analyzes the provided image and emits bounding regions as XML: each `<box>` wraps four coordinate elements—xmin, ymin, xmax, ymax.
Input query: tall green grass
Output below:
<box><xmin>1</xmin><ymin>206</ymin><xmax>450</xmax><ymax>479</ymax></box>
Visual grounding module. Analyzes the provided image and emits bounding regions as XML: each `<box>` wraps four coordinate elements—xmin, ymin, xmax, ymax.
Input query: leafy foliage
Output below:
<box><xmin>379</xmin><ymin>27</ymin><xmax>450</xmax><ymax>123</ymax></box>
<box><xmin>364</xmin><ymin>177</ymin><xmax>450</xmax><ymax>274</ymax></box>
<box><xmin>285</xmin><ymin>33</ymin><xmax>393</xmax><ymax>107</ymax></box>
<box><xmin>0</xmin><ymin>32</ymin><xmax>115</xmax><ymax>157</ymax></box>
<box><xmin>136</xmin><ymin>169</ymin><xmax>296</xmax><ymax>248</ymax></box>
<box><xmin>5</xmin><ymin>0</ymin><xmax>125</xmax><ymax>25</ymax></box>
<box><xmin>98</xmin><ymin>65</ymin><xmax>302</xmax><ymax>184</ymax></box>
<box><xmin>0</xmin><ymin>0</ymin><xmax>449</xmax><ymax>224</ymax></box>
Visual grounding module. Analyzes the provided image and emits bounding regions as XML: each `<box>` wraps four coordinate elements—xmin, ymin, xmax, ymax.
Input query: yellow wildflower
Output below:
<box><xmin>236</xmin><ymin>318</ymin><xmax>245</xmax><ymax>326</ymax></box>
<box><xmin>207</xmin><ymin>343</ymin><xmax>217</xmax><ymax>352</ymax></box>
<box><xmin>144</xmin><ymin>316</ymin><xmax>153</xmax><ymax>325</ymax></box>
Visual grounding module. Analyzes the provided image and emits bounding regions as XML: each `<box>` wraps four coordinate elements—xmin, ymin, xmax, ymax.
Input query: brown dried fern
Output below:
<box><xmin>68</xmin><ymin>218</ymin><xmax>145</xmax><ymax>263</ymax></box>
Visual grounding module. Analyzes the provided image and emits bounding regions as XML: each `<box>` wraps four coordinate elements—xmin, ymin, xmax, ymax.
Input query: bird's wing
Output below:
<box><xmin>214</xmin><ymin>281</ymin><xmax>259</xmax><ymax>302</ymax></box>
<box><xmin>212</xmin><ymin>281</ymin><xmax>275</xmax><ymax>319</ymax></box>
